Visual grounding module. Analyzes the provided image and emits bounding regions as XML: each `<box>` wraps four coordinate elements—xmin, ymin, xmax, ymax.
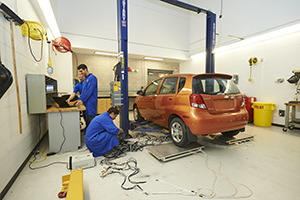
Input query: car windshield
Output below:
<box><xmin>192</xmin><ymin>77</ymin><xmax>240</xmax><ymax>95</ymax></box>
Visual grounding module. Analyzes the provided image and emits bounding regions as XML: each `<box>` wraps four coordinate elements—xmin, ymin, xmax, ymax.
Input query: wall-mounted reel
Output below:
<box><xmin>248</xmin><ymin>56</ymin><xmax>259</xmax><ymax>82</ymax></box>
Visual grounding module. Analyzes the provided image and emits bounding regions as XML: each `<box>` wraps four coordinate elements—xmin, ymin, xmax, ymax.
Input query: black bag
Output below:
<box><xmin>0</xmin><ymin>61</ymin><xmax>13</xmax><ymax>99</ymax></box>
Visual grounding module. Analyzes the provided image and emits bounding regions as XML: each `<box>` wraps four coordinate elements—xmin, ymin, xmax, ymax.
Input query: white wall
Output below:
<box><xmin>56</xmin><ymin>0</ymin><xmax>190</xmax><ymax>60</ymax></box>
<box><xmin>189</xmin><ymin>0</ymin><xmax>300</xmax><ymax>55</ymax></box>
<box><xmin>55</xmin><ymin>52</ymin><xmax>73</xmax><ymax>93</ymax></box>
<box><xmin>180</xmin><ymin>30</ymin><xmax>300</xmax><ymax>125</ymax></box>
<box><xmin>0</xmin><ymin>0</ymin><xmax>72</xmax><ymax>195</ymax></box>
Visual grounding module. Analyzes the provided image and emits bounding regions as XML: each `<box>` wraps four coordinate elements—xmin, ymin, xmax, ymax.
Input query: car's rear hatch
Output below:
<box><xmin>192</xmin><ymin>74</ymin><xmax>243</xmax><ymax>114</ymax></box>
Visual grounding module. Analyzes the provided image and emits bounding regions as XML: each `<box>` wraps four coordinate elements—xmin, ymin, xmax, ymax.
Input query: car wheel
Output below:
<box><xmin>133</xmin><ymin>105</ymin><xmax>144</xmax><ymax>122</ymax></box>
<box><xmin>221</xmin><ymin>130</ymin><xmax>240</xmax><ymax>137</ymax></box>
<box><xmin>169</xmin><ymin>118</ymin><xmax>189</xmax><ymax>147</ymax></box>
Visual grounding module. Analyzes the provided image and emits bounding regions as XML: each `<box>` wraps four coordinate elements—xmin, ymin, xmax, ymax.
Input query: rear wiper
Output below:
<box><xmin>216</xmin><ymin>92</ymin><xmax>225</xmax><ymax>95</ymax></box>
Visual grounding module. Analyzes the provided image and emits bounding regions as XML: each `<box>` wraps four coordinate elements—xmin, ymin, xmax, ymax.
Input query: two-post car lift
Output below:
<box><xmin>117</xmin><ymin>0</ymin><xmax>253</xmax><ymax>161</ymax></box>
<box><xmin>117</xmin><ymin>0</ymin><xmax>216</xmax><ymax>137</ymax></box>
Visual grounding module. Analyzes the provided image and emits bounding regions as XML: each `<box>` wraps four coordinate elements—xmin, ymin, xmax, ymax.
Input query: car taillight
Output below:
<box><xmin>190</xmin><ymin>93</ymin><xmax>206</xmax><ymax>109</ymax></box>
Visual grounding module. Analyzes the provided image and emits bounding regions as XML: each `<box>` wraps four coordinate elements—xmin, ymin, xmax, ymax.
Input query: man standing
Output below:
<box><xmin>85</xmin><ymin>107</ymin><xmax>123</xmax><ymax>157</ymax></box>
<box><xmin>75</xmin><ymin>64</ymin><xmax>98</xmax><ymax>127</ymax></box>
<box><xmin>66</xmin><ymin>74</ymin><xmax>84</xmax><ymax>102</ymax></box>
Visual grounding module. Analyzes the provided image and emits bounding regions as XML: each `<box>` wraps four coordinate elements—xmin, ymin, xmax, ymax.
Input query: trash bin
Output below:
<box><xmin>244</xmin><ymin>95</ymin><xmax>257</xmax><ymax>122</ymax></box>
<box><xmin>252</xmin><ymin>102</ymin><xmax>276</xmax><ymax>127</ymax></box>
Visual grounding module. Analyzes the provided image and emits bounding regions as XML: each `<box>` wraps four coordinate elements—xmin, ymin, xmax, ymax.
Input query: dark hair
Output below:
<box><xmin>77</xmin><ymin>64</ymin><xmax>88</xmax><ymax>71</ymax></box>
<box><xmin>107</xmin><ymin>107</ymin><xmax>119</xmax><ymax>115</ymax></box>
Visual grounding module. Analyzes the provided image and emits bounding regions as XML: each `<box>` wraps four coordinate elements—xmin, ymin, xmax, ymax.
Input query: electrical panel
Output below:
<box><xmin>110</xmin><ymin>81</ymin><xmax>122</xmax><ymax>106</ymax></box>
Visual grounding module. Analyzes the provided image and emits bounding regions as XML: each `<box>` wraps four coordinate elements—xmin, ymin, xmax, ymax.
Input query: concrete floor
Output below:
<box><xmin>3</xmin><ymin>115</ymin><xmax>300</xmax><ymax>200</ymax></box>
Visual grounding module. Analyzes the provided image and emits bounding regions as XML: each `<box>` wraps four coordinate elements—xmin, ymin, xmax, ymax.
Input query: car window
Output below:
<box><xmin>178</xmin><ymin>77</ymin><xmax>186</xmax><ymax>93</ymax></box>
<box><xmin>193</xmin><ymin>77</ymin><xmax>240</xmax><ymax>95</ymax></box>
<box><xmin>144</xmin><ymin>79</ymin><xmax>162</xmax><ymax>95</ymax></box>
<box><xmin>159</xmin><ymin>77</ymin><xmax>178</xmax><ymax>94</ymax></box>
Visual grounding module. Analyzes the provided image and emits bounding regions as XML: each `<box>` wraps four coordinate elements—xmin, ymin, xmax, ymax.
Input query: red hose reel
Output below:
<box><xmin>52</xmin><ymin>37</ymin><xmax>72</xmax><ymax>53</ymax></box>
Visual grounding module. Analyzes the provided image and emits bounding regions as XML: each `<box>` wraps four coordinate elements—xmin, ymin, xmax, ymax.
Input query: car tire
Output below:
<box><xmin>169</xmin><ymin>118</ymin><xmax>189</xmax><ymax>147</ymax></box>
<box><xmin>133</xmin><ymin>105</ymin><xmax>144</xmax><ymax>122</ymax></box>
<box><xmin>221</xmin><ymin>130</ymin><xmax>240</xmax><ymax>137</ymax></box>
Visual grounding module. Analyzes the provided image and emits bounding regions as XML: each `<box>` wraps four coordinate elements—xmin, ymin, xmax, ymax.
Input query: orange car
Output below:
<box><xmin>133</xmin><ymin>73</ymin><xmax>248</xmax><ymax>147</ymax></box>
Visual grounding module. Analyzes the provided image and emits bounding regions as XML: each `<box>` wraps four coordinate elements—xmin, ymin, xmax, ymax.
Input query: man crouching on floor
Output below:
<box><xmin>85</xmin><ymin>107</ymin><xmax>124</xmax><ymax>157</ymax></box>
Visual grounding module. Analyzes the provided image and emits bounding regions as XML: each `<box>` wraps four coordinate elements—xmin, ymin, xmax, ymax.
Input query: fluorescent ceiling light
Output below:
<box><xmin>37</xmin><ymin>0</ymin><xmax>61</xmax><ymax>39</ymax></box>
<box><xmin>94</xmin><ymin>52</ymin><xmax>118</xmax><ymax>56</ymax></box>
<box><xmin>191</xmin><ymin>22</ymin><xmax>300</xmax><ymax>60</ymax></box>
<box><xmin>144</xmin><ymin>57</ymin><xmax>164</xmax><ymax>61</ymax></box>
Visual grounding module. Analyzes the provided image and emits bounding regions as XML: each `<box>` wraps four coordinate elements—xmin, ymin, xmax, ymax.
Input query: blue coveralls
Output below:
<box><xmin>85</xmin><ymin>112</ymin><xmax>120</xmax><ymax>157</ymax></box>
<box><xmin>79</xmin><ymin>73</ymin><xmax>98</xmax><ymax>126</ymax></box>
<box><xmin>73</xmin><ymin>82</ymin><xmax>83</xmax><ymax>95</ymax></box>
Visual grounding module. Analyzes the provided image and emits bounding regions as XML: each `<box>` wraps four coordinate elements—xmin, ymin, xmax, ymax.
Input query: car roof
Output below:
<box><xmin>156</xmin><ymin>73</ymin><xmax>233</xmax><ymax>79</ymax></box>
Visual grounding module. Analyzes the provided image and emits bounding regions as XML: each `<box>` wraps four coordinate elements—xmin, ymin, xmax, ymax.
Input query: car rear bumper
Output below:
<box><xmin>182</xmin><ymin>107</ymin><xmax>249</xmax><ymax>135</ymax></box>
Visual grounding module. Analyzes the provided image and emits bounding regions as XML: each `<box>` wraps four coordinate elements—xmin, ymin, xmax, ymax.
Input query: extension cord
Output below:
<box><xmin>21</xmin><ymin>21</ymin><xmax>47</xmax><ymax>40</ymax></box>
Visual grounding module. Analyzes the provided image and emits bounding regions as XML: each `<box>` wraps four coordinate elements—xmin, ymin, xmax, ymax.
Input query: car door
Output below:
<box><xmin>138</xmin><ymin>79</ymin><xmax>162</xmax><ymax>120</ymax></box>
<box><xmin>153</xmin><ymin>77</ymin><xmax>179</xmax><ymax>126</ymax></box>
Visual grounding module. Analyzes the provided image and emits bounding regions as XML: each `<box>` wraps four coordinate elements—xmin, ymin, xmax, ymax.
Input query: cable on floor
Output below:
<box><xmin>29</xmin><ymin>155</ymin><xmax>68</xmax><ymax>170</ymax></box>
<box><xmin>100</xmin><ymin>157</ymin><xmax>146</xmax><ymax>191</ymax></box>
<box><xmin>29</xmin><ymin>138</ymin><xmax>47</xmax><ymax>163</ymax></box>
<box><xmin>99</xmin><ymin>133</ymin><xmax>253</xmax><ymax>198</ymax></box>
<box><xmin>101</xmin><ymin>132</ymin><xmax>170</xmax><ymax>160</ymax></box>
<box><xmin>196</xmin><ymin>149</ymin><xmax>253</xmax><ymax>199</ymax></box>
<box><xmin>28</xmin><ymin>136</ymin><xmax>69</xmax><ymax>170</ymax></box>
<box><xmin>99</xmin><ymin>157</ymin><xmax>200</xmax><ymax>197</ymax></box>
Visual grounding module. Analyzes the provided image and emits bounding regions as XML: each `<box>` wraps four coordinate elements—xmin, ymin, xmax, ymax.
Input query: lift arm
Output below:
<box><xmin>160</xmin><ymin>0</ymin><xmax>216</xmax><ymax>73</ymax></box>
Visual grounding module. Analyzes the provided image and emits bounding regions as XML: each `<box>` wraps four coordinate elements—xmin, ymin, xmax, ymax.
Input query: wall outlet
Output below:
<box><xmin>278</xmin><ymin>110</ymin><xmax>285</xmax><ymax>117</ymax></box>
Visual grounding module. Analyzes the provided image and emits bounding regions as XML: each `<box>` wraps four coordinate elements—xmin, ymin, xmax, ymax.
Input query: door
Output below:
<box><xmin>138</xmin><ymin>79</ymin><xmax>162</xmax><ymax>119</ymax></box>
<box><xmin>154</xmin><ymin>77</ymin><xmax>179</xmax><ymax>126</ymax></box>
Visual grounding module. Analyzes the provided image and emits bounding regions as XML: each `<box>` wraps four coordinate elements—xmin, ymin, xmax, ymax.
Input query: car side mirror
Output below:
<box><xmin>137</xmin><ymin>90</ymin><xmax>143</xmax><ymax>95</ymax></box>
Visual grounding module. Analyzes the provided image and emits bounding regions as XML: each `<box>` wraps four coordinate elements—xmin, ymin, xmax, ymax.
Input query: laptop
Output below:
<box><xmin>52</xmin><ymin>96</ymin><xmax>77</xmax><ymax>108</ymax></box>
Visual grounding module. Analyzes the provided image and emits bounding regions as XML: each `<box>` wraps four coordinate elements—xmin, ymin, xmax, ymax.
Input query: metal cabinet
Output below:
<box><xmin>26</xmin><ymin>74</ymin><xmax>57</xmax><ymax>114</ymax></box>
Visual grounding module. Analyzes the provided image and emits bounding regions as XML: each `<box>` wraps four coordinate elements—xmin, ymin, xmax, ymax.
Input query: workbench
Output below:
<box><xmin>283</xmin><ymin>102</ymin><xmax>300</xmax><ymax>132</ymax></box>
<box><xmin>47</xmin><ymin>103</ymin><xmax>85</xmax><ymax>153</ymax></box>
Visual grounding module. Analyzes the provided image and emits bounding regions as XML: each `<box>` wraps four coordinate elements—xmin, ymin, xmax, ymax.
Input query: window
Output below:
<box><xmin>159</xmin><ymin>77</ymin><xmax>178</xmax><ymax>94</ymax></box>
<box><xmin>193</xmin><ymin>77</ymin><xmax>240</xmax><ymax>95</ymax></box>
<box><xmin>178</xmin><ymin>77</ymin><xmax>186</xmax><ymax>93</ymax></box>
<box><xmin>144</xmin><ymin>79</ymin><xmax>162</xmax><ymax>95</ymax></box>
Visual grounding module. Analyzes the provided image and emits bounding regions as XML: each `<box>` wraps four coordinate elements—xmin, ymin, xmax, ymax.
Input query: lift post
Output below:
<box><xmin>159</xmin><ymin>0</ymin><xmax>216</xmax><ymax>73</ymax></box>
<box><xmin>117</xmin><ymin>0</ymin><xmax>129</xmax><ymax>137</ymax></box>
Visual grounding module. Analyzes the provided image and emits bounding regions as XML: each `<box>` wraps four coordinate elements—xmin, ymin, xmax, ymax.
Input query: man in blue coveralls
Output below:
<box><xmin>75</xmin><ymin>64</ymin><xmax>98</xmax><ymax>127</ymax></box>
<box><xmin>85</xmin><ymin>107</ymin><xmax>124</xmax><ymax>157</ymax></box>
<box><xmin>66</xmin><ymin>73</ymin><xmax>84</xmax><ymax>102</ymax></box>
